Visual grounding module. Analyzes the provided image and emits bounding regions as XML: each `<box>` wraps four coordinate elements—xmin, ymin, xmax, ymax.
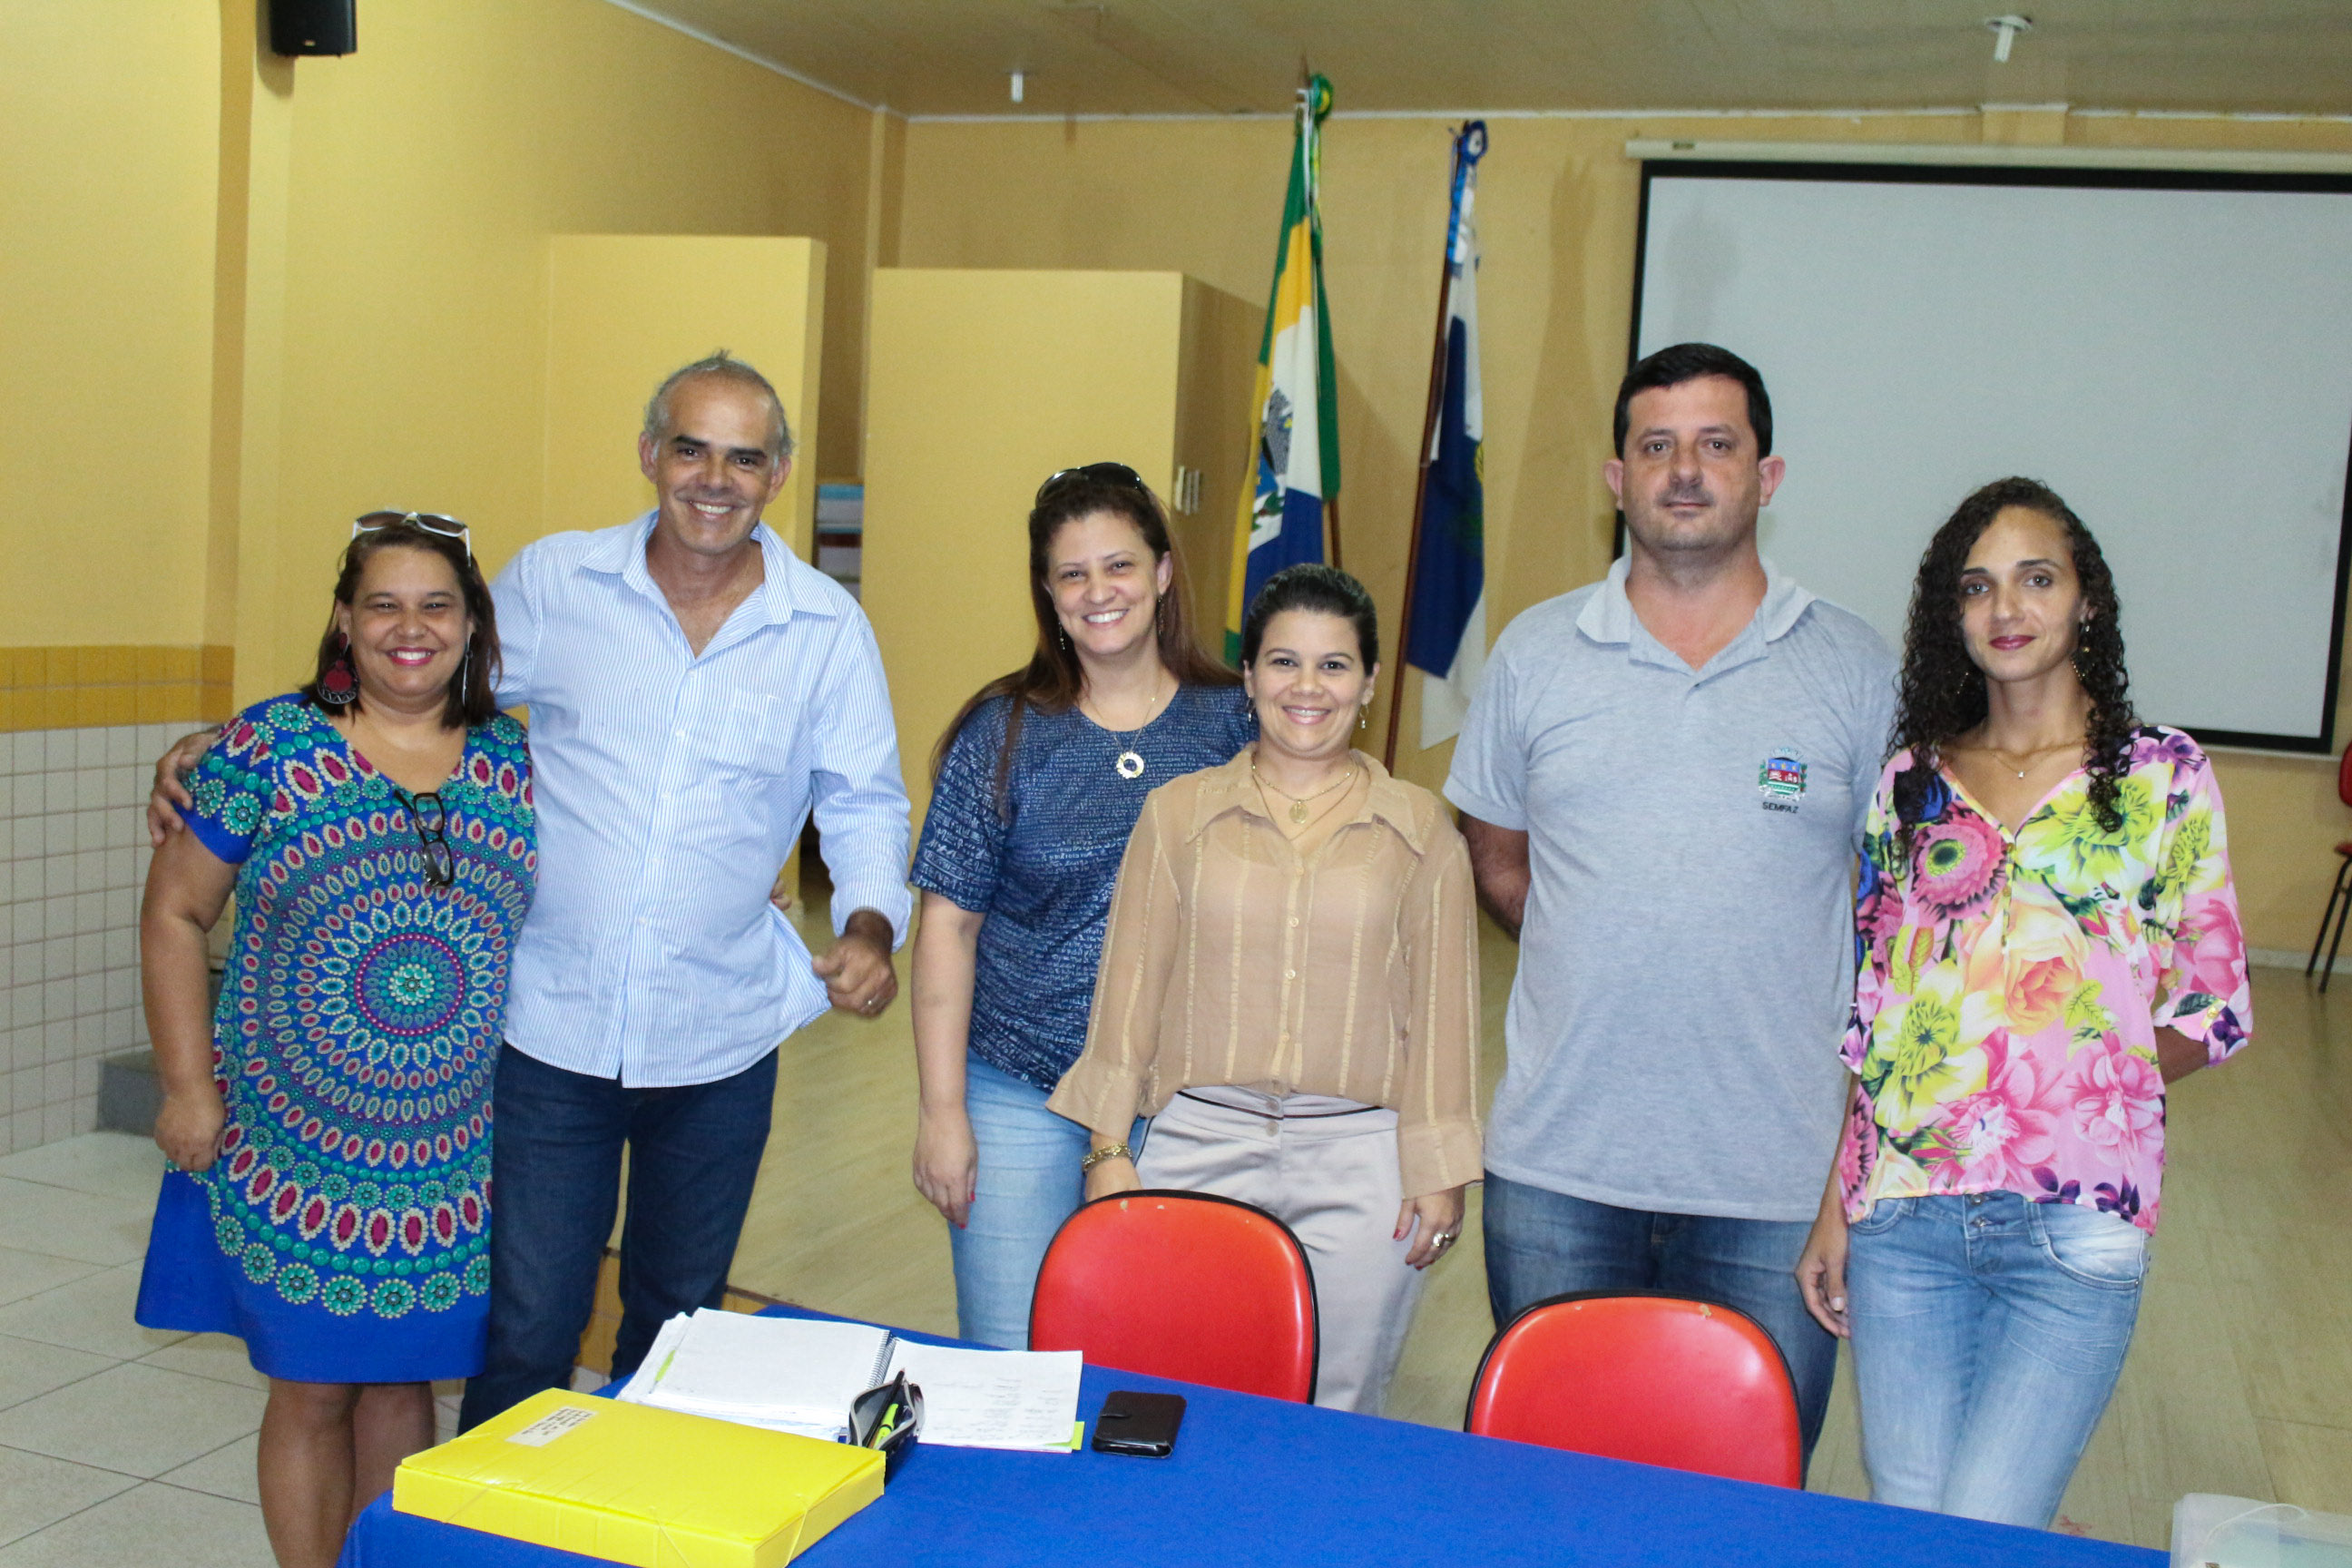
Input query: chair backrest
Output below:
<box><xmin>1029</xmin><ymin>1190</ymin><xmax>1318</xmax><ymax>1403</ymax></box>
<box><xmin>1465</xmin><ymin>1292</ymin><xmax>1803</xmax><ymax>1487</ymax></box>
<box><xmin>2338</xmin><ymin>742</ymin><xmax>2352</xmax><ymax>808</ymax></box>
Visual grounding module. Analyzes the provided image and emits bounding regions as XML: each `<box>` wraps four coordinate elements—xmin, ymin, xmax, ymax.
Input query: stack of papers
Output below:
<box><xmin>618</xmin><ymin>1310</ymin><xmax>1084</xmax><ymax>1453</ymax></box>
<box><xmin>883</xmin><ymin>1341</ymin><xmax>1083</xmax><ymax>1452</ymax></box>
<box><xmin>620</xmin><ymin>1311</ymin><xmax>893</xmax><ymax>1440</ymax></box>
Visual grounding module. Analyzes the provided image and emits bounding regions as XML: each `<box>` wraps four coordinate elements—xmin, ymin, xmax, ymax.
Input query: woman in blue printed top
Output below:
<box><xmin>909</xmin><ymin>464</ymin><xmax>1250</xmax><ymax>1348</ymax></box>
<box><xmin>136</xmin><ymin>516</ymin><xmax>534</xmax><ymax>1568</ymax></box>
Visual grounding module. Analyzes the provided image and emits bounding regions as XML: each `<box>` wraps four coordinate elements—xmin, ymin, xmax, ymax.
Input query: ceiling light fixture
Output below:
<box><xmin>1011</xmin><ymin>70</ymin><xmax>1025</xmax><ymax>103</ymax></box>
<box><xmin>1984</xmin><ymin>15</ymin><xmax>2033</xmax><ymax>64</ymax></box>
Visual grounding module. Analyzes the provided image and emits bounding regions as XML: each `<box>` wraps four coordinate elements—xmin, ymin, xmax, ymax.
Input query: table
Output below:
<box><xmin>338</xmin><ymin>1309</ymin><xmax>2163</xmax><ymax>1568</ymax></box>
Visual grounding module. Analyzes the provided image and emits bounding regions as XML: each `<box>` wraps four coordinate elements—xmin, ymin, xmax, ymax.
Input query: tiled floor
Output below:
<box><xmin>0</xmin><ymin>1133</ymin><xmax>273</xmax><ymax>1564</ymax></box>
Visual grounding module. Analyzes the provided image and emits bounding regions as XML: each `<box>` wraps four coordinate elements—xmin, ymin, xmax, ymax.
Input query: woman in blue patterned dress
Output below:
<box><xmin>908</xmin><ymin>464</ymin><xmax>1249</xmax><ymax>1348</ymax></box>
<box><xmin>135</xmin><ymin>515</ymin><xmax>534</xmax><ymax>1568</ymax></box>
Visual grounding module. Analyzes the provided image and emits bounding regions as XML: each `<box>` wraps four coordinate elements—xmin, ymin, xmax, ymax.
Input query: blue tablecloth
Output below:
<box><xmin>340</xmin><ymin>1309</ymin><xmax>2163</xmax><ymax>1568</ymax></box>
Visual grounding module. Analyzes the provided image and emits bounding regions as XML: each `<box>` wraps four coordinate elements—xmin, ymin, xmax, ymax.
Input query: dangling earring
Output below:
<box><xmin>319</xmin><ymin>635</ymin><xmax>358</xmax><ymax>707</ymax></box>
<box><xmin>1058</xmin><ymin>627</ymin><xmax>1070</xmax><ymax>652</ymax></box>
<box><xmin>455</xmin><ymin>644</ymin><xmax>473</xmax><ymax>701</ymax></box>
<box><xmin>1358</xmin><ymin>701</ymin><xmax>1371</xmax><ymax>731</ymax></box>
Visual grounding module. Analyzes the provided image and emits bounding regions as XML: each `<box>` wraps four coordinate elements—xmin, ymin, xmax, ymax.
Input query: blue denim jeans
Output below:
<box><xmin>457</xmin><ymin>1044</ymin><xmax>778</xmax><ymax>1430</ymax></box>
<box><xmin>948</xmin><ymin>1057</ymin><xmax>1142</xmax><ymax>1350</ymax></box>
<box><xmin>1846</xmin><ymin>1193</ymin><xmax>2147</xmax><ymax>1529</ymax></box>
<box><xmin>1482</xmin><ymin>1172</ymin><xmax>1838</xmax><ymax>1465</ymax></box>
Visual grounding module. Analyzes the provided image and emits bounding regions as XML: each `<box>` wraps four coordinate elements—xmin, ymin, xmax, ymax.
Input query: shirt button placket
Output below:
<box><xmin>1280</xmin><ymin>871</ymin><xmax>1303</xmax><ymax>1077</ymax></box>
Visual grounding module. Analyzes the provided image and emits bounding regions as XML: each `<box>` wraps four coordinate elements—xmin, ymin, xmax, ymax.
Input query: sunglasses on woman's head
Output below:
<box><xmin>353</xmin><ymin>510</ymin><xmax>472</xmax><ymax>562</ymax></box>
<box><xmin>1035</xmin><ymin>463</ymin><xmax>1150</xmax><ymax>505</ymax></box>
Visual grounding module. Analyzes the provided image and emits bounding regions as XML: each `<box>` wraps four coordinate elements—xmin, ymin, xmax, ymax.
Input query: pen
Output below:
<box><xmin>873</xmin><ymin>1401</ymin><xmax>901</xmax><ymax>1445</ymax></box>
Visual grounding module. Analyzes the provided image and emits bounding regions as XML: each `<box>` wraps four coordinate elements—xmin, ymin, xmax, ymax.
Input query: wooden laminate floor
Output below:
<box><xmin>730</xmin><ymin>897</ymin><xmax>2350</xmax><ymax>1550</ymax></box>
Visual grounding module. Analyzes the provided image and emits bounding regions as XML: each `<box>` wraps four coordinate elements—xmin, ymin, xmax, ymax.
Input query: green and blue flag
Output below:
<box><xmin>1226</xmin><ymin>74</ymin><xmax>1340</xmax><ymax>662</ymax></box>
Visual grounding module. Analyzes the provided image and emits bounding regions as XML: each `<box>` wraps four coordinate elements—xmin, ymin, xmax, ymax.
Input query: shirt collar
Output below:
<box><xmin>1574</xmin><ymin>554</ymin><xmax>1816</xmax><ymax>654</ymax></box>
<box><xmin>1186</xmin><ymin>749</ymin><xmax>1435</xmax><ymax>855</ymax></box>
<box><xmin>580</xmin><ymin>510</ymin><xmax>826</xmax><ymax>628</ymax></box>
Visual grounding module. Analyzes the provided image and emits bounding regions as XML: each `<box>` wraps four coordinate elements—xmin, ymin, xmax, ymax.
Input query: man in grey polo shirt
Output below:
<box><xmin>1446</xmin><ymin>343</ymin><xmax>1894</xmax><ymax>1460</ymax></box>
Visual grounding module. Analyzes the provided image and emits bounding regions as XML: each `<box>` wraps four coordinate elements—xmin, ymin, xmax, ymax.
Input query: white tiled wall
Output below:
<box><xmin>2</xmin><ymin>727</ymin><xmax>170</xmax><ymax>1154</ymax></box>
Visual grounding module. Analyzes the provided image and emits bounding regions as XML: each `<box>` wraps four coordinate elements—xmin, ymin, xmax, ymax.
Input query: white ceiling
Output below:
<box><xmin>612</xmin><ymin>0</ymin><xmax>2352</xmax><ymax>118</ymax></box>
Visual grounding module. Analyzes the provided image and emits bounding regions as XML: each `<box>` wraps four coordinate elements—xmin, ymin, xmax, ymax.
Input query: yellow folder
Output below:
<box><xmin>394</xmin><ymin>1389</ymin><xmax>886</xmax><ymax>1568</ymax></box>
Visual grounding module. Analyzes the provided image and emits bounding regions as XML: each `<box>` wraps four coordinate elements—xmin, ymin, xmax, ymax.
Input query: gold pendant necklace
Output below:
<box><xmin>1252</xmin><ymin>758</ymin><xmax>1357</xmax><ymax>825</ymax></box>
<box><xmin>1984</xmin><ymin>740</ymin><xmax>2080</xmax><ymax>779</ymax></box>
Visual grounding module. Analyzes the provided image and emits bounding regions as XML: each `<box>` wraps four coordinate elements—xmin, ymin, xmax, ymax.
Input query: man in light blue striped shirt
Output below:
<box><xmin>452</xmin><ymin>354</ymin><xmax>910</xmax><ymax>1426</ymax></box>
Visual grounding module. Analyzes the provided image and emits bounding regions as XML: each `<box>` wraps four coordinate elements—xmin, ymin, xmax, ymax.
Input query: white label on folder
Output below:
<box><xmin>505</xmin><ymin>1406</ymin><xmax>598</xmax><ymax>1447</ymax></box>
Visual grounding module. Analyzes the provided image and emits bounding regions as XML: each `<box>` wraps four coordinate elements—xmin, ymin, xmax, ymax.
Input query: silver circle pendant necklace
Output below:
<box><xmin>1097</xmin><ymin>674</ymin><xmax>1172</xmax><ymax>780</ymax></box>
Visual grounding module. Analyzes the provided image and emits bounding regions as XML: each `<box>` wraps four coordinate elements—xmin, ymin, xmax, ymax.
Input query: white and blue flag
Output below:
<box><xmin>1406</xmin><ymin>122</ymin><xmax>1487</xmax><ymax>747</ymax></box>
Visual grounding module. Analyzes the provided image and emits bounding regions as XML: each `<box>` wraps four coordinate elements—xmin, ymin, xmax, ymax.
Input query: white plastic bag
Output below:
<box><xmin>2172</xmin><ymin>1494</ymin><xmax>2352</xmax><ymax>1568</ymax></box>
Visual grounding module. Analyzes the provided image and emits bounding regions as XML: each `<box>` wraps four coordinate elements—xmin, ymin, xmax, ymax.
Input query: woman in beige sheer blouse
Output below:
<box><xmin>1047</xmin><ymin>564</ymin><xmax>1481</xmax><ymax>1414</ymax></box>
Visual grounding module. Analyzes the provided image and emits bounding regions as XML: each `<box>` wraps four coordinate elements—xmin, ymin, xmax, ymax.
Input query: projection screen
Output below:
<box><xmin>1632</xmin><ymin>161</ymin><xmax>2352</xmax><ymax>752</ymax></box>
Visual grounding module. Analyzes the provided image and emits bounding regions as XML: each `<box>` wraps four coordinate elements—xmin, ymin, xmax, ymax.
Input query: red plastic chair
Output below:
<box><xmin>1029</xmin><ymin>1191</ymin><xmax>1318</xmax><ymax>1403</ymax></box>
<box><xmin>1465</xmin><ymin>1293</ymin><xmax>1802</xmax><ymax>1487</ymax></box>
<box><xmin>2307</xmin><ymin>743</ymin><xmax>2352</xmax><ymax>993</ymax></box>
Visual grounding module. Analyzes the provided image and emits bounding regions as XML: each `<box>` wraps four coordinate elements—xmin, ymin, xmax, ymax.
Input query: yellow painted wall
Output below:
<box><xmin>896</xmin><ymin>109</ymin><xmax>2352</xmax><ymax>957</ymax></box>
<box><xmin>2</xmin><ymin>1</ymin><xmax>220</xmax><ymax>648</ymax></box>
<box><xmin>240</xmin><ymin>0</ymin><xmax>874</xmax><ymax>702</ymax></box>
<box><xmin>865</xmin><ymin>269</ymin><xmax>1257</xmax><ymax>826</ymax></box>
<box><xmin>10</xmin><ymin>0</ymin><xmax>2351</xmax><ymax>960</ymax></box>
<box><xmin>544</xmin><ymin>235</ymin><xmax>827</xmax><ymax>561</ymax></box>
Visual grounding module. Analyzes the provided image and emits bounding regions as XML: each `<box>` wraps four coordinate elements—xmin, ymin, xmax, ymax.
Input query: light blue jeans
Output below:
<box><xmin>947</xmin><ymin>1057</ymin><xmax>1142</xmax><ymax>1350</ymax></box>
<box><xmin>1482</xmin><ymin>1174</ymin><xmax>1839</xmax><ymax>1464</ymax></box>
<box><xmin>1847</xmin><ymin>1193</ymin><xmax>2148</xmax><ymax>1529</ymax></box>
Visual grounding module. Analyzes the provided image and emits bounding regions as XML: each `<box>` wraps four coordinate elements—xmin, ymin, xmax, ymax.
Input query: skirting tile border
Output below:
<box><xmin>0</xmin><ymin>649</ymin><xmax>233</xmax><ymax>734</ymax></box>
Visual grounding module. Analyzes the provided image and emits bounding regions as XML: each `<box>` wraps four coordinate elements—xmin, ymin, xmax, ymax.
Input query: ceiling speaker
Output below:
<box><xmin>270</xmin><ymin>0</ymin><xmax>355</xmax><ymax>57</ymax></box>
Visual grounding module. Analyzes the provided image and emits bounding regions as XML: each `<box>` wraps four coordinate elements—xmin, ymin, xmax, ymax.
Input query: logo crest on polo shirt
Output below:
<box><xmin>1759</xmin><ymin>755</ymin><xmax>1807</xmax><ymax>813</ymax></box>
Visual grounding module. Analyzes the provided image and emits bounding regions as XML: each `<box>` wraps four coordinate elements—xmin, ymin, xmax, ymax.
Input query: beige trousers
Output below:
<box><xmin>1135</xmin><ymin>1088</ymin><xmax>1426</xmax><ymax>1416</ymax></box>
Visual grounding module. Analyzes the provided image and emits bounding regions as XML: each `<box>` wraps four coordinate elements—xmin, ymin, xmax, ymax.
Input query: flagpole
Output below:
<box><xmin>1382</xmin><ymin>126</ymin><xmax>1468</xmax><ymax>770</ymax></box>
<box><xmin>1307</xmin><ymin>74</ymin><xmax>1341</xmax><ymax>574</ymax></box>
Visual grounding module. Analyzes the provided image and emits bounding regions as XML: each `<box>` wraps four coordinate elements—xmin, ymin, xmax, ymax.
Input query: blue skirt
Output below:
<box><xmin>136</xmin><ymin>1171</ymin><xmax>487</xmax><ymax>1385</ymax></box>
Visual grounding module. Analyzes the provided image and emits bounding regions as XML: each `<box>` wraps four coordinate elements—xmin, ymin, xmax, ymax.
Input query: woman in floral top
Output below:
<box><xmin>1796</xmin><ymin>477</ymin><xmax>2249</xmax><ymax>1530</ymax></box>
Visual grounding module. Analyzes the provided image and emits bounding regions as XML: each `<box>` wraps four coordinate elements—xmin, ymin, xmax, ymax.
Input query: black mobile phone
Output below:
<box><xmin>1092</xmin><ymin>1390</ymin><xmax>1186</xmax><ymax>1457</ymax></box>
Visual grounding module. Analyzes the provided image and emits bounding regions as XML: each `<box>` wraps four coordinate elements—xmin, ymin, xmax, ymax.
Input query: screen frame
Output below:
<box><xmin>1627</xmin><ymin>157</ymin><xmax>2352</xmax><ymax>755</ymax></box>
